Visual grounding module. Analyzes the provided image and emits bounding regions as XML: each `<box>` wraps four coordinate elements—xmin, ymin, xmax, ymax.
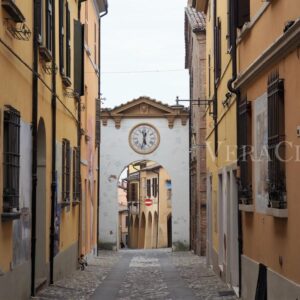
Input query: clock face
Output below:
<box><xmin>129</xmin><ymin>124</ymin><xmax>160</xmax><ymax>154</ymax></box>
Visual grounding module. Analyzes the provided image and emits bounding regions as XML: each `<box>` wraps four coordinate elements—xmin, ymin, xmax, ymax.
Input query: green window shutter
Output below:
<box><xmin>74</xmin><ymin>20</ymin><xmax>84</xmax><ymax>95</ymax></box>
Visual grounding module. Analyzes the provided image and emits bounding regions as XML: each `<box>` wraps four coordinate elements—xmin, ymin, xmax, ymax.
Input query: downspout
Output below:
<box><xmin>50</xmin><ymin>0</ymin><xmax>57</xmax><ymax>284</ymax></box>
<box><xmin>213</xmin><ymin>0</ymin><xmax>218</xmax><ymax>156</ymax></box>
<box><xmin>77</xmin><ymin>0</ymin><xmax>83</xmax><ymax>261</ymax></box>
<box><xmin>227</xmin><ymin>0</ymin><xmax>242</xmax><ymax>297</ymax></box>
<box><xmin>31</xmin><ymin>0</ymin><xmax>39</xmax><ymax>296</ymax></box>
<box><xmin>97</xmin><ymin>1</ymin><xmax>108</xmax><ymax>252</ymax></box>
<box><xmin>189</xmin><ymin>105</ymin><xmax>192</xmax><ymax>250</ymax></box>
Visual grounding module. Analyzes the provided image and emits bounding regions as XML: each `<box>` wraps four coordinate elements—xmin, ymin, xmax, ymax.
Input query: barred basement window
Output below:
<box><xmin>62</xmin><ymin>139</ymin><xmax>71</xmax><ymax>202</ymax></box>
<box><xmin>152</xmin><ymin>178</ymin><xmax>158</xmax><ymax>198</ymax></box>
<box><xmin>45</xmin><ymin>0</ymin><xmax>53</xmax><ymax>53</ymax></box>
<box><xmin>238</xmin><ymin>97</ymin><xmax>252</xmax><ymax>204</ymax></box>
<box><xmin>72</xmin><ymin>147</ymin><xmax>80</xmax><ymax>201</ymax></box>
<box><xmin>146</xmin><ymin>179</ymin><xmax>151</xmax><ymax>197</ymax></box>
<box><xmin>267</xmin><ymin>71</ymin><xmax>286</xmax><ymax>208</ymax></box>
<box><xmin>3</xmin><ymin>106</ymin><xmax>20</xmax><ymax>212</ymax></box>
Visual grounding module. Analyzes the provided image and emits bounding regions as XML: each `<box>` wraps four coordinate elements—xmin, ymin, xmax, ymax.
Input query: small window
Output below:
<box><xmin>146</xmin><ymin>179</ymin><xmax>151</xmax><ymax>197</ymax></box>
<box><xmin>62</xmin><ymin>139</ymin><xmax>71</xmax><ymax>202</ymax></box>
<box><xmin>152</xmin><ymin>178</ymin><xmax>158</xmax><ymax>198</ymax></box>
<box><xmin>237</xmin><ymin>0</ymin><xmax>250</xmax><ymax>29</ymax></box>
<box><xmin>125</xmin><ymin>216</ymin><xmax>129</xmax><ymax>227</ymax></box>
<box><xmin>130</xmin><ymin>183</ymin><xmax>138</xmax><ymax>202</ymax></box>
<box><xmin>3</xmin><ymin>106</ymin><xmax>20</xmax><ymax>212</ymax></box>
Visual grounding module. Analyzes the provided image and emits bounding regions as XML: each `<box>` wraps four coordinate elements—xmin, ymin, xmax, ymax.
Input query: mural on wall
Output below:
<box><xmin>254</xmin><ymin>94</ymin><xmax>269</xmax><ymax>213</ymax></box>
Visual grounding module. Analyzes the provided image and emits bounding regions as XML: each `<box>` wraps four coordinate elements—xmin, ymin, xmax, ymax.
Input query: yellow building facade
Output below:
<box><xmin>0</xmin><ymin>1</ymin><xmax>107</xmax><ymax>298</ymax></box>
<box><xmin>195</xmin><ymin>0</ymin><xmax>240</xmax><ymax>294</ymax></box>
<box><xmin>128</xmin><ymin>161</ymin><xmax>172</xmax><ymax>249</ymax></box>
<box><xmin>235</xmin><ymin>1</ymin><xmax>300</xmax><ymax>298</ymax></box>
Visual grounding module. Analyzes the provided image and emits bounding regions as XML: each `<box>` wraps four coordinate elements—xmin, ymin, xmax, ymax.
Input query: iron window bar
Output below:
<box><xmin>4</xmin><ymin>19</ymin><xmax>31</xmax><ymax>41</ymax></box>
<box><xmin>2</xmin><ymin>106</ymin><xmax>21</xmax><ymax>217</ymax></box>
<box><xmin>41</xmin><ymin>60</ymin><xmax>58</xmax><ymax>75</ymax></box>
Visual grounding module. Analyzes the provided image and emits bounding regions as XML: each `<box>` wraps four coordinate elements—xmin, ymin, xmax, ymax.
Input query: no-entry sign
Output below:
<box><xmin>144</xmin><ymin>198</ymin><xmax>153</xmax><ymax>206</ymax></box>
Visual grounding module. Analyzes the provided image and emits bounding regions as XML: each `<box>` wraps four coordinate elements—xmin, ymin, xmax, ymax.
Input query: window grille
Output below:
<box><xmin>72</xmin><ymin>147</ymin><xmax>80</xmax><ymax>201</ymax></box>
<box><xmin>62</xmin><ymin>139</ymin><xmax>71</xmax><ymax>202</ymax></box>
<box><xmin>267</xmin><ymin>71</ymin><xmax>286</xmax><ymax>208</ymax></box>
<box><xmin>3</xmin><ymin>106</ymin><xmax>20</xmax><ymax>212</ymax></box>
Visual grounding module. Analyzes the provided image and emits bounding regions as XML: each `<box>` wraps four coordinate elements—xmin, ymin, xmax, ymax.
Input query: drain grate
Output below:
<box><xmin>218</xmin><ymin>290</ymin><xmax>236</xmax><ymax>296</ymax></box>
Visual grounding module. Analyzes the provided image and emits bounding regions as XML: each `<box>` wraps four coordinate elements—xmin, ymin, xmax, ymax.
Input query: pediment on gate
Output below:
<box><xmin>101</xmin><ymin>96</ymin><xmax>189</xmax><ymax>129</ymax></box>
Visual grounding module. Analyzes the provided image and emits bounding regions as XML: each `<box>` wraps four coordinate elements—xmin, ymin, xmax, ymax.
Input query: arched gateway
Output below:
<box><xmin>99</xmin><ymin>97</ymin><xmax>190</xmax><ymax>250</ymax></box>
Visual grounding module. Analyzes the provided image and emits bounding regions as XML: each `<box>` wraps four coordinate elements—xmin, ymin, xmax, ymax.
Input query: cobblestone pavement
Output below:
<box><xmin>34</xmin><ymin>249</ymin><xmax>238</xmax><ymax>300</ymax></box>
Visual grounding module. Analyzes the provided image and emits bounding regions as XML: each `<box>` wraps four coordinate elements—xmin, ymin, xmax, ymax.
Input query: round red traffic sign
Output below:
<box><xmin>144</xmin><ymin>198</ymin><xmax>153</xmax><ymax>206</ymax></box>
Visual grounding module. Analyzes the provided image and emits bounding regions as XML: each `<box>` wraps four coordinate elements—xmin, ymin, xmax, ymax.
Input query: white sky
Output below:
<box><xmin>101</xmin><ymin>0</ymin><xmax>189</xmax><ymax>108</ymax></box>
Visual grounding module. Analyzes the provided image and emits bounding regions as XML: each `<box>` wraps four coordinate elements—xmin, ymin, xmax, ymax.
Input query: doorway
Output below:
<box><xmin>35</xmin><ymin>119</ymin><xmax>47</xmax><ymax>287</ymax></box>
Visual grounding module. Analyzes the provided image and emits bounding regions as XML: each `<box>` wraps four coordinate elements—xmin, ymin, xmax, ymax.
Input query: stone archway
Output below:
<box><xmin>99</xmin><ymin>97</ymin><xmax>189</xmax><ymax>250</ymax></box>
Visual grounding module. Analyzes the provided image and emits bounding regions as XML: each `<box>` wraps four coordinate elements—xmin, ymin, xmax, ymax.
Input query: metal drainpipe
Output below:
<box><xmin>31</xmin><ymin>0</ymin><xmax>39</xmax><ymax>296</ymax></box>
<box><xmin>77</xmin><ymin>0</ymin><xmax>83</xmax><ymax>262</ymax></box>
<box><xmin>213</xmin><ymin>0</ymin><xmax>218</xmax><ymax>157</ymax></box>
<box><xmin>227</xmin><ymin>0</ymin><xmax>242</xmax><ymax>297</ymax></box>
<box><xmin>189</xmin><ymin>105</ymin><xmax>192</xmax><ymax>250</ymax></box>
<box><xmin>50</xmin><ymin>0</ymin><xmax>57</xmax><ymax>285</ymax></box>
<box><xmin>96</xmin><ymin>2</ymin><xmax>108</xmax><ymax>253</ymax></box>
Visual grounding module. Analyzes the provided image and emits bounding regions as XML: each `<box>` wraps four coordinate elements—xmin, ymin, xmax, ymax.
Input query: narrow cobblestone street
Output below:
<box><xmin>34</xmin><ymin>249</ymin><xmax>237</xmax><ymax>300</ymax></box>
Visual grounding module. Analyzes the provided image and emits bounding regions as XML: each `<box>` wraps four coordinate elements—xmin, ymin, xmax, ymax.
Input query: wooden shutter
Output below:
<box><xmin>238</xmin><ymin>97</ymin><xmax>252</xmax><ymax>204</ymax></box>
<box><xmin>66</xmin><ymin>2</ymin><xmax>71</xmax><ymax>78</ymax></box>
<box><xmin>237</xmin><ymin>0</ymin><xmax>250</xmax><ymax>29</ymax></box>
<box><xmin>267</xmin><ymin>71</ymin><xmax>286</xmax><ymax>208</ymax></box>
<box><xmin>46</xmin><ymin>0</ymin><xmax>52</xmax><ymax>52</ymax></box>
<box><xmin>74</xmin><ymin>20</ymin><xmax>84</xmax><ymax>96</ymax></box>
<box><xmin>59</xmin><ymin>0</ymin><xmax>65</xmax><ymax>74</ymax></box>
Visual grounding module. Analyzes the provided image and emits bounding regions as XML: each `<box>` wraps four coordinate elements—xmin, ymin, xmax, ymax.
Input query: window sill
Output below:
<box><xmin>1</xmin><ymin>211</ymin><xmax>21</xmax><ymax>221</ymax></box>
<box><xmin>62</xmin><ymin>76</ymin><xmax>72</xmax><ymax>87</ymax></box>
<box><xmin>39</xmin><ymin>46</ymin><xmax>52</xmax><ymax>63</ymax></box>
<box><xmin>72</xmin><ymin>200</ymin><xmax>80</xmax><ymax>206</ymax></box>
<box><xmin>239</xmin><ymin>204</ymin><xmax>254</xmax><ymax>213</ymax></box>
<box><xmin>2</xmin><ymin>0</ymin><xmax>25</xmax><ymax>23</ymax></box>
<box><xmin>266</xmin><ymin>207</ymin><xmax>288</xmax><ymax>218</ymax></box>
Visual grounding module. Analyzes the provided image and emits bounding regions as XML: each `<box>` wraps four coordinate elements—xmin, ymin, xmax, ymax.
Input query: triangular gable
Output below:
<box><xmin>101</xmin><ymin>96</ymin><xmax>189</xmax><ymax>129</ymax></box>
